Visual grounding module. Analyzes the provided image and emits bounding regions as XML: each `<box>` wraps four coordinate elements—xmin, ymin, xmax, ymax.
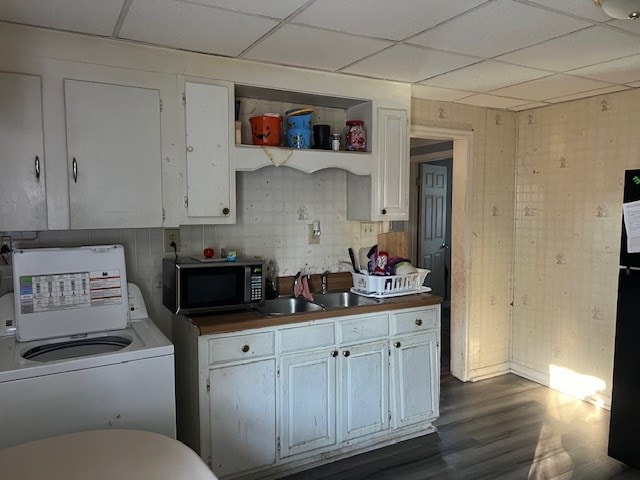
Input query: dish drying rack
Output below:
<box><xmin>350</xmin><ymin>268</ymin><xmax>431</xmax><ymax>298</ymax></box>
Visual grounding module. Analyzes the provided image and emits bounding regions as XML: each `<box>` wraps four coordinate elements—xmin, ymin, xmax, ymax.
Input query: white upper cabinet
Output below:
<box><xmin>64</xmin><ymin>79</ymin><xmax>163</xmax><ymax>229</ymax></box>
<box><xmin>0</xmin><ymin>73</ymin><xmax>47</xmax><ymax>231</ymax></box>
<box><xmin>181</xmin><ymin>80</ymin><xmax>235</xmax><ymax>224</ymax></box>
<box><xmin>375</xmin><ymin>107</ymin><xmax>409</xmax><ymax>220</ymax></box>
<box><xmin>347</xmin><ymin>106</ymin><xmax>409</xmax><ymax>221</ymax></box>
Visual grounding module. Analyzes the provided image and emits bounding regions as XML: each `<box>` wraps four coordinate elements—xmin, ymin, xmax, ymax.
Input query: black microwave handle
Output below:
<box><xmin>244</xmin><ymin>266</ymin><xmax>252</xmax><ymax>304</ymax></box>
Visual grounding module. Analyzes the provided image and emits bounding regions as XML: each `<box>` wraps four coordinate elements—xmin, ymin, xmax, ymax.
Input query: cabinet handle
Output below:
<box><xmin>222</xmin><ymin>207</ymin><xmax>230</xmax><ymax>215</ymax></box>
<box><xmin>343</xmin><ymin>350</ymin><xmax>350</xmax><ymax>357</ymax></box>
<box><xmin>331</xmin><ymin>350</ymin><xmax>338</xmax><ymax>357</ymax></box>
<box><xmin>241</xmin><ymin>344</ymin><xmax>250</xmax><ymax>353</ymax></box>
<box><xmin>34</xmin><ymin>155</ymin><xmax>41</xmax><ymax>180</ymax></box>
<box><xmin>72</xmin><ymin>157</ymin><xmax>78</xmax><ymax>183</ymax></box>
<box><xmin>394</xmin><ymin>341</ymin><xmax>401</xmax><ymax>348</ymax></box>
<box><xmin>415</xmin><ymin>319</ymin><xmax>423</xmax><ymax>326</ymax></box>
<box><xmin>381</xmin><ymin>209</ymin><xmax>387</xmax><ymax>215</ymax></box>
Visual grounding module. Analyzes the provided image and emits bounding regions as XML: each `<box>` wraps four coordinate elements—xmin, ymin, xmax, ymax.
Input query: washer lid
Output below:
<box><xmin>13</xmin><ymin>245</ymin><xmax>129</xmax><ymax>342</ymax></box>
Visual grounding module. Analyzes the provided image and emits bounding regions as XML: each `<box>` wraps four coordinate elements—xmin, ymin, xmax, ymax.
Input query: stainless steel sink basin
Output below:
<box><xmin>314</xmin><ymin>291</ymin><xmax>379</xmax><ymax>309</ymax></box>
<box><xmin>257</xmin><ymin>297</ymin><xmax>324</xmax><ymax>316</ymax></box>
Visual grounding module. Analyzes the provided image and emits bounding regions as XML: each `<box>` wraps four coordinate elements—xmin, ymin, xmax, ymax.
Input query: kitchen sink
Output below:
<box><xmin>314</xmin><ymin>291</ymin><xmax>380</xmax><ymax>309</ymax></box>
<box><xmin>257</xmin><ymin>297</ymin><xmax>324</xmax><ymax>316</ymax></box>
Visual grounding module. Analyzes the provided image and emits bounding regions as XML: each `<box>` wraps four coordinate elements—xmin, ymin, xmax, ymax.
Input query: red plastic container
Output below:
<box><xmin>249</xmin><ymin>114</ymin><xmax>281</xmax><ymax>146</ymax></box>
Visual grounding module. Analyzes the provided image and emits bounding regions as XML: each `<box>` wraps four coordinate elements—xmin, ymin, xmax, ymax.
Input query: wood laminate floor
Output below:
<box><xmin>280</xmin><ymin>374</ymin><xmax>640</xmax><ymax>480</ymax></box>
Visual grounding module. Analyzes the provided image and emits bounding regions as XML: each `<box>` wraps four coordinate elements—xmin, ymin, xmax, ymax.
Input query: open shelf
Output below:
<box><xmin>235</xmin><ymin>144</ymin><xmax>372</xmax><ymax>175</ymax></box>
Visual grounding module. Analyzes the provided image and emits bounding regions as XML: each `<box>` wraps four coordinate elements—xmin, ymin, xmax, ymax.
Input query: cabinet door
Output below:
<box><xmin>0</xmin><ymin>72</ymin><xmax>46</xmax><ymax>231</ymax></box>
<box><xmin>209</xmin><ymin>359</ymin><xmax>277</xmax><ymax>477</ymax></box>
<box><xmin>64</xmin><ymin>79</ymin><xmax>163</xmax><ymax>229</ymax></box>
<box><xmin>280</xmin><ymin>350</ymin><xmax>336</xmax><ymax>458</ymax></box>
<box><xmin>183</xmin><ymin>81</ymin><xmax>235</xmax><ymax>224</ymax></box>
<box><xmin>391</xmin><ymin>331</ymin><xmax>439</xmax><ymax>428</ymax></box>
<box><xmin>374</xmin><ymin>107</ymin><xmax>408</xmax><ymax>220</ymax></box>
<box><xmin>340</xmin><ymin>341</ymin><xmax>389</xmax><ymax>441</ymax></box>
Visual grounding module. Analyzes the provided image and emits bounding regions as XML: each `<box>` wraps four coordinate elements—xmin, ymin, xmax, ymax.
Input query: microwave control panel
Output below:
<box><xmin>250</xmin><ymin>265</ymin><xmax>263</xmax><ymax>301</ymax></box>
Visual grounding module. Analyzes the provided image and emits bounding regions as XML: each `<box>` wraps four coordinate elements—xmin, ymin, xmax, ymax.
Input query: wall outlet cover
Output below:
<box><xmin>164</xmin><ymin>228</ymin><xmax>181</xmax><ymax>252</ymax></box>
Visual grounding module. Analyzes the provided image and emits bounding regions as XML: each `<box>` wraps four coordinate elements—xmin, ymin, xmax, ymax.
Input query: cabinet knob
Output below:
<box><xmin>331</xmin><ymin>350</ymin><xmax>338</xmax><ymax>357</ymax></box>
<box><xmin>186</xmin><ymin>146</ymin><xmax>194</xmax><ymax>152</ymax></box>
<box><xmin>222</xmin><ymin>207</ymin><xmax>230</xmax><ymax>215</ymax></box>
<box><xmin>415</xmin><ymin>319</ymin><xmax>423</xmax><ymax>326</ymax></box>
<box><xmin>343</xmin><ymin>350</ymin><xmax>350</xmax><ymax>357</ymax></box>
<box><xmin>381</xmin><ymin>209</ymin><xmax>387</xmax><ymax>215</ymax></box>
<box><xmin>394</xmin><ymin>341</ymin><xmax>401</xmax><ymax>348</ymax></box>
<box><xmin>241</xmin><ymin>344</ymin><xmax>250</xmax><ymax>353</ymax></box>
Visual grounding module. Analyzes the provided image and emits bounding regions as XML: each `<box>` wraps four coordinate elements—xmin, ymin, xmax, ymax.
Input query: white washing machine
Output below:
<box><xmin>0</xmin><ymin>245</ymin><xmax>176</xmax><ymax>450</ymax></box>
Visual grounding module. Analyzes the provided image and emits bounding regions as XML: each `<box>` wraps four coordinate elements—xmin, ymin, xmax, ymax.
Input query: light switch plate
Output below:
<box><xmin>361</xmin><ymin>222</ymin><xmax>375</xmax><ymax>238</ymax></box>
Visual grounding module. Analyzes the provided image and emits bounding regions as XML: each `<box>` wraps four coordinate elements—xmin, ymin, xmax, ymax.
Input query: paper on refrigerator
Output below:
<box><xmin>623</xmin><ymin>200</ymin><xmax>640</xmax><ymax>253</ymax></box>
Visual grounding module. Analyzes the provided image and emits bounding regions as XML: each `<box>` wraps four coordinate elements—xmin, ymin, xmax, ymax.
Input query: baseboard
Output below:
<box><xmin>467</xmin><ymin>362</ymin><xmax>510</xmax><ymax>381</ymax></box>
<box><xmin>510</xmin><ymin>362</ymin><xmax>611</xmax><ymax>410</ymax></box>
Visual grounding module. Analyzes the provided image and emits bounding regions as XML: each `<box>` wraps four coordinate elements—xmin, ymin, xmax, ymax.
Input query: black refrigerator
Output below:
<box><xmin>608</xmin><ymin>169</ymin><xmax>640</xmax><ymax>468</ymax></box>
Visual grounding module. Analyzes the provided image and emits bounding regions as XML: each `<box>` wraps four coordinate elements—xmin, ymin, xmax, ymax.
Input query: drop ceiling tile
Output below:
<box><xmin>0</xmin><ymin>0</ymin><xmax>124</xmax><ymax>36</ymax></box>
<box><xmin>341</xmin><ymin>44</ymin><xmax>479</xmax><ymax>83</ymax></box>
<box><xmin>243</xmin><ymin>25</ymin><xmax>391</xmax><ymax>71</ymax></box>
<box><xmin>454</xmin><ymin>94</ymin><xmax>528</xmax><ymax>109</ymax></box>
<box><xmin>568</xmin><ymin>54</ymin><xmax>640</xmax><ymax>84</ymax></box>
<box><xmin>291</xmin><ymin>0</ymin><xmax>487</xmax><ymax>41</ymax></box>
<box><xmin>420</xmin><ymin>60</ymin><xmax>551</xmax><ymax>93</ymax></box>
<box><xmin>408</xmin><ymin>0</ymin><xmax>590</xmax><ymax>58</ymax></box>
<box><xmin>546</xmin><ymin>85</ymin><xmax>629</xmax><ymax>103</ymax></box>
<box><xmin>496</xmin><ymin>26</ymin><xmax>640</xmax><ymax>72</ymax></box>
<box><xmin>525</xmin><ymin>0</ymin><xmax>611</xmax><ymax>22</ymax></box>
<box><xmin>510</xmin><ymin>101</ymin><xmax>551</xmax><ymax>111</ymax></box>
<box><xmin>490</xmin><ymin>74</ymin><xmax>615</xmax><ymax>101</ymax></box>
<box><xmin>120</xmin><ymin>0</ymin><xmax>278</xmax><ymax>56</ymax></box>
<box><xmin>177</xmin><ymin>0</ymin><xmax>309</xmax><ymax>19</ymax></box>
<box><xmin>606</xmin><ymin>18</ymin><xmax>640</xmax><ymax>35</ymax></box>
<box><xmin>411</xmin><ymin>84</ymin><xmax>471</xmax><ymax>102</ymax></box>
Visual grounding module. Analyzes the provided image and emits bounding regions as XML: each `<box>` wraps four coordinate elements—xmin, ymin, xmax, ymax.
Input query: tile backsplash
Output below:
<box><xmin>0</xmin><ymin>167</ymin><xmax>377</xmax><ymax>336</ymax></box>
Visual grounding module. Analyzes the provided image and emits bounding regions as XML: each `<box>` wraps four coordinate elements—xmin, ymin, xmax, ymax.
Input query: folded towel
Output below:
<box><xmin>300</xmin><ymin>275</ymin><xmax>314</xmax><ymax>302</ymax></box>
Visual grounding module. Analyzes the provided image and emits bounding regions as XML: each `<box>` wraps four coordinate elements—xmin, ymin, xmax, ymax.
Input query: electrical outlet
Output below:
<box><xmin>164</xmin><ymin>228</ymin><xmax>181</xmax><ymax>253</ymax></box>
<box><xmin>361</xmin><ymin>222</ymin><xmax>375</xmax><ymax>238</ymax></box>
<box><xmin>308</xmin><ymin>224</ymin><xmax>320</xmax><ymax>245</ymax></box>
<box><xmin>0</xmin><ymin>236</ymin><xmax>11</xmax><ymax>253</ymax></box>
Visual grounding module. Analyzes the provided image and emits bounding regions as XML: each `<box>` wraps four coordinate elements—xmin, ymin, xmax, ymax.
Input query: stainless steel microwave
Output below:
<box><xmin>162</xmin><ymin>257</ymin><xmax>265</xmax><ymax>314</ymax></box>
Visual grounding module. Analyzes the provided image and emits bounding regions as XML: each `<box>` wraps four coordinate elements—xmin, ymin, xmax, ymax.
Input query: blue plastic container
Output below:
<box><xmin>286</xmin><ymin>112</ymin><xmax>312</xmax><ymax>130</ymax></box>
<box><xmin>287</xmin><ymin>128</ymin><xmax>312</xmax><ymax>149</ymax></box>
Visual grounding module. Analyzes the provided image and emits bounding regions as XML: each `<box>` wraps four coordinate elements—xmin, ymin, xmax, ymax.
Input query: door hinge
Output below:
<box><xmin>276</xmin><ymin>367</ymin><xmax>280</xmax><ymax>378</ymax></box>
<box><xmin>184</xmin><ymin>195</ymin><xmax>189</xmax><ymax>208</ymax></box>
<box><xmin>277</xmin><ymin>436</ymin><xmax>281</xmax><ymax>452</ymax></box>
<box><xmin>159</xmin><ymin>98</ymin><xmax>163</xmax><ymax>112</ymax></box>
<box><xmin>388</xmin><ymin>349</ymin><xmax>391</xmax><ymax>357</ymax></box>
<box><xmin>388</xmin><ymin>411</ymin><xmax>392</xmax><ymax>422</ymax></box>
<box><xmin>206</xmin><ymin>379</ymin><xmax>210</xmax><ymax>392</ymax></box>
<box><xmin>182</xmin><ymin>92</ymin><xmax>186</xmax><ymax>105</ymax></box>
<box><xmin>162</xmin><ymin>208</ymin><xmax>166</xmax><ymax>222</ymax></box>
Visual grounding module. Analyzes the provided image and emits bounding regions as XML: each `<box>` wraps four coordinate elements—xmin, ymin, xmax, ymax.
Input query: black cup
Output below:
<box><xmin>313</xmin><ymin>124</ymin><xmax>331</xmax><ymax>149</ymax></box>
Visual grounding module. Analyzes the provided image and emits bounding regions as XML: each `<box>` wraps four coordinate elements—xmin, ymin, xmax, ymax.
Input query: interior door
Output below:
<box><xmin>420</xmin><ymin>163</ymin><xmax>448</xmax><ymax>297</ymax></box>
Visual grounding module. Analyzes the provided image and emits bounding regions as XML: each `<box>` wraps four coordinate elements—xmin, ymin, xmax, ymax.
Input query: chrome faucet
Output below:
<box><xmin>321</xmin><ymin>270</ymin><xmax>330</xmax><ymax>295</ymax></box>
<box><xmin>292</xmin><ymin>271</ymin><xmax>302</xmax><ymax>297</ymax></box>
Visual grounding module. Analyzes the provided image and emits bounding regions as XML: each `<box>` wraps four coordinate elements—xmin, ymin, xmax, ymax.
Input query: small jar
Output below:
<box><xmin>330</xmin><ymin>133</ymin><xmax>341</xmax><ymax>151</ymax></box>
<box><xmin>344</xmin><ymin>120</ymin><xmax>366</xmax><ymax>151</ymax></box>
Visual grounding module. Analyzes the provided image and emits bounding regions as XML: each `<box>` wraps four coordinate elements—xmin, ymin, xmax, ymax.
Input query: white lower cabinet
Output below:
<box><xmin>173</xmin><ymin>305</ymin><xmax>439</xmax><ymax>480</ymax></box>
<box><xmin>391</xmin><ymin>332</ymin><xmax>439</xmax><ymax>428</ymax></box>
<box><xmin>209</xmin><ymin>360</ymin><xmax>277</xmax><ymax>477</ymax></box>
<box><xmin>340</xmin><ymin>340</ymin><xmax>389</xmax><ymax>441</ymax></box>
<box><xmin>280</xmin><ymin>349</ymin><xmax>336</xmax><ymax>458</ymax></box>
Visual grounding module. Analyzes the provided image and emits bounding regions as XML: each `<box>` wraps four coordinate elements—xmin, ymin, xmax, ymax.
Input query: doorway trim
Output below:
<box><xmin>410</xmin><ymin>125</ymin><xmax>474</xmax><ymax>382</ymax></box>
